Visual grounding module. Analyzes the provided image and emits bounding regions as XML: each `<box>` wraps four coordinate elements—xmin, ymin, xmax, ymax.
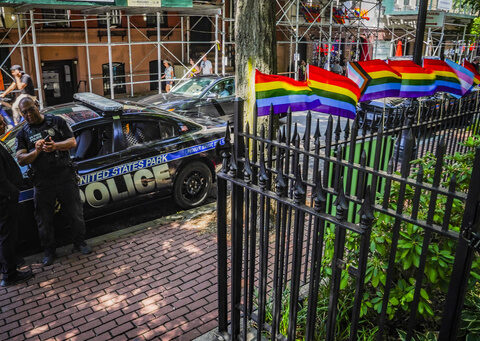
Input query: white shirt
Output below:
<box><xmin>201</xmin><ymin>60</ymin><xmax>213</xmax><ymax>75</ymax></box>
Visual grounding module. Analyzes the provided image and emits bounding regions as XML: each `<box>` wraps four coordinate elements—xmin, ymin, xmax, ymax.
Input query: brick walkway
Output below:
<box><xmin>0</xmin><ymin>220</ymin><xmax>220</xmax><ymax>341</ymax></box>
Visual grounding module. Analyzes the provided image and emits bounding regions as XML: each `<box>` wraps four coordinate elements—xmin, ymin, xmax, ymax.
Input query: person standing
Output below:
<box><xmin>16</xmin><ymin>97</ymin><xmax>91</xmax><ymax>267</ymax></box>
<box><xmin>188</xmin><ymin>58</ymin><xmax>200</xmax><ymax>77</ymax></box>
<box><xmin>200</xmin><ymin>55</ymin><xmax>213</xmax><ymax>75</ymax></box>
<box><xmin>0</xmin><ymin>65</ymin><xmax>35</xmax><ymax>126</ymax></box>
<box><xmin>161</xmin><ymin>60</ymin><xmax>175</xmax><ymax>93</ymax></box>
<box><xmin>0</xmin><ymin>141</ymin><xmax>33</xmax><ymax>287</ymax></box>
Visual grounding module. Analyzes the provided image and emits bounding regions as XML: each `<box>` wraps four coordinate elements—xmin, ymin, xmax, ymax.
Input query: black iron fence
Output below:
<box><xmin>216</xmin><ymin>92</ymin><xmax>480</xmax><ymax>340</ymax></box>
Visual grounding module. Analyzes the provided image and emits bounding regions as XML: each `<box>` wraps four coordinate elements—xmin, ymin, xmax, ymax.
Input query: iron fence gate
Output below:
<box><xmin>216</xmin><ymin>93</ymin><xmax>480</xmax><ymax>341</ymax></box>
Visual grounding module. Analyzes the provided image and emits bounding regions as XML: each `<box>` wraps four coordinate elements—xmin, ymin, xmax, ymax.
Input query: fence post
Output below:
<box><xmin>438</xmin><ymin>147</ymin><xmax>480</xmax><ymax>340</ymax></box>
<box><xmin>216</xmin><ymin>125</ymin><xmax>231</xmax><ymax>335</ymax></box>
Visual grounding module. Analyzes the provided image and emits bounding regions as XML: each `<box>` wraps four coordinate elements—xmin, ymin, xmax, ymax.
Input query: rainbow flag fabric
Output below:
<box><xmin>307</xmin><ymin>64</ymin><xmax>360</xmax><ymax>119</ymax></box>
<box><xmin>423</xmin><ymin>58</ymin><xmax>462</xmax><ymax>96</ymax></box>
<box><xmin>444</xmin><ymin>59</ymin><xmax>475</xmax><ymax>96</ymax></box>
<box><xmin>387</xmin><ymin>60</ymin><xmax>437</xmax><ymax>98</ymax></box>
<box><xmin>255</xmin><ymin>70</ymin><xmax>321</xmax><ymax>116</ymax></box>
<box><xmin>463</xmin><ymin>60</ymin><xmax>480</xmax><ymax>86</ymax></box>
<box><xmin>347</xmin><ymin>60</ymin><xmax>402</xmax><ymax>101</ymax></box>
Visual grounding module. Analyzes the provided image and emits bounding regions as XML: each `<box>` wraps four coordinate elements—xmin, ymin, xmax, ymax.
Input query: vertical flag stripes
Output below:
<box><xmin>423</xmin><ymin>59</ymin><xmax>462</xmax><ymax>97</ymax></box>
<box><xmin>444</xmin><ymin>59</ymin><xmax>475</xmax><ymax>96</ymax></box>
<box><xmin>307</xmin><ymin>64</ymin><xmax>360</xmax><ymax>119</ymax></box>
<box><xmin>463</xmin><ymin>60</ymin><xmax>480</xmax><ymax>86</ymax></box>
<box><xmin>347</xmin><ymin>60</ymin><xmax>402</xmax><ymax>101</ymax></box>
<box><xmin>387</xmin><ymin>60</ymin><xmax>437</xmax><ymax>98</ymax></box>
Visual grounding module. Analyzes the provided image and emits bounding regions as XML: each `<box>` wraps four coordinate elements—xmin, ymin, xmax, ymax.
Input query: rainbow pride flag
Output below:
<box><xmin>255</xmin><ymin>70</ymin><xmax>321</xmax><ymax>116</ymax></box>
<box><xmin>347</xmin><ymin>60</ymin><xmax>402</xmax><ymax>101</ymax></box>
<box><xmin>423</xmin><ymin>58</ymin><xmax>462</xmax><ymax>96</ymax></box>
<box><xmin>463</xmin><ymin>60</ymin><xmax>480</xmax><ymax>86</ymax></box>
<box><xmin>307</xmin><ymin>64</ymin><xmax>360</xmax><ymax>119</ymax></box>
<box><xmin>387</xmin><ymin>60</ymin><xmax>436</xmax><ymax>98</ymax></box>
<box><xmin>444</xmin><ymin>59</ymin><xmax>475</xmax><ymax>96</ymax></box>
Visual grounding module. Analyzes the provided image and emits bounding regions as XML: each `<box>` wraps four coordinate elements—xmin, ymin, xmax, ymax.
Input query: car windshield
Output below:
<box><xmin>171</xmin><ymin>78</ymin><xmax>216</xmax><ymax>97</ymax></box>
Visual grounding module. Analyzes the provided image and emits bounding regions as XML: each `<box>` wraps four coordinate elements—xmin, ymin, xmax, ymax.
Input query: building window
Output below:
<box><xmin>42</xmin><ymin>9</ymin><xmax>70</xmax><ymax>28</ymax></box>
<box><xmin>102</xmin><ymin>62</ymin><xmax>126</xmax><ymax>96</ymax></box>
<box><xmin>144</xmin><ymin>14</ymin><xmax>167</xmax><ymax>28</ymax></box>
<box><xmin>98</xmin><ymin>10</ymin><xmax>122</xmax><ymax>28</ymax></box>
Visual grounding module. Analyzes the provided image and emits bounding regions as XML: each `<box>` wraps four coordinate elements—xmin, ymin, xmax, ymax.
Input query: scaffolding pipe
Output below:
<box><xmin>30</xmin><ymin>10</ymin><xmax>44</xmax><ymax>109</ymax></box>
<box><xmin>17</xmin><ymin>15</ymin><xmax>25</xmax><ymax>71</ymax></box>
<box><xmin>84</xmin><ymin>16</ymin><xmax>92</xmax><ymax>92</ymax></box>
<box><xmin>181</xmin><ymin>17</ymin><xmax>185</xmax><ymax>63</ymax></box>
<box><xmin>221</xmin><ymin>0</ymin><xmax>226</xmax><ymax>75</ymax></box>
<box><xmin>127</xmin><ymin>15</ymin><xmax>134</xmax><ymax>97</ymax></box>
<box><xmin>186</xmin><ymin>16</ymin><xmax>190</xmax><ymax>62</ymax></box>
<box><xmin>459</xmin><ymin>25</ymin><xmax>467</xmax><ymax>62</ymax></box>
<box><xmin>215</xmin><ymin>14</ymin><xmax>219</xmax><ymax>74</ymax></box>
<box><xmin>294</xmin><ymin>0</ymin><xmax>300</xmax><ymax>80</ymax></box>
<box><xmin>374</xmin><ymin>0</ymin><xmax>381</xmax><ymax>58</ymax></box>
<box><xmin>157</xmin><ymin>11</ymin><xmax>162</xmax><ymax>94</ymax></box>
<box><xmin>327</xmin><ymin>0</ymin><xmax>333</xmax><ymax>70</ymax></box>
<box><xmin>107</xmin><ymin>12</ymin><xmax>115</xmax><ymax>99</ymax></box>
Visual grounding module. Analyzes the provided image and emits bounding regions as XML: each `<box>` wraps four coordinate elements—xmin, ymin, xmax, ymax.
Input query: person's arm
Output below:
<box><xmin>15</xmin><ymin>75</ymin><xmax>27</xmax><ymax>91</ymax></box>
<box><xmin>43</xmin><ymin>136</ymin><xmax>76</xmax><ymax>153</ymax></box>
<box><xmin>0</xmin><ymin>82</ymin><xmax>17</xmax><ymax>98</ymax></box>
<box><xmin>17</xmin><ymin>140</ymin><xmax>43</xmax><ymax>166</ymax></box>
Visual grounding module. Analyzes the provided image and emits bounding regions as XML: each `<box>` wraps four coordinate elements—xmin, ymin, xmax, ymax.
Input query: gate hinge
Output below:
<box><xmin>462</xmin><ymin>227</ymin><xmax>480</xmax><ymax>253</ymax></box>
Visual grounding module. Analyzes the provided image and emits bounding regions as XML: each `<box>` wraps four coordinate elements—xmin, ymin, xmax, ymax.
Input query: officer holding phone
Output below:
<box><xmin>15</xmin><ymin>97</ymin><xmax>90</xmax><ymax>266</ymax></box>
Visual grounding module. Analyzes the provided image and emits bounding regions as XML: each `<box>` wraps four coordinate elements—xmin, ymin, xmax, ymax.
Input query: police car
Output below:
<box><xmin>1</xmin><ymin>93</ymin><xmax>225</xmax><ymax>246</ymax></box>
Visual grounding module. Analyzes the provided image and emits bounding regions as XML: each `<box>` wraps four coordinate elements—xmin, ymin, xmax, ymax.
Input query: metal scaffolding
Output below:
<box><xmin>0</xmin><ymin>1</ymin><xmax>231</xmax><ymax>107</ymax></box>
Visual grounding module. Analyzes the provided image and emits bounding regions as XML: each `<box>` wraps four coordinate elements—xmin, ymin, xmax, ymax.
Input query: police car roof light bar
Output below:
<box><xmin>73</xmin><ymin>93</ymin><xmax>123</xmax><ymax>113</ymax></box>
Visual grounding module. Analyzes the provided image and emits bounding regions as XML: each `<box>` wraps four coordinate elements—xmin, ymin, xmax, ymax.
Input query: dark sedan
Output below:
<box><xmin>1</xmin><ymin>93</ymin><xmax>226</xmax><ymax>249</ymax></box>
<box><xmin>140</xmin><ymin>75</ymin><xmax>235</xmax><ymax>122</ymax></box>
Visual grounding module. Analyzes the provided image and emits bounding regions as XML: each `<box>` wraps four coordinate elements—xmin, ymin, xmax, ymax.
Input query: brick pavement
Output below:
<box><xmin>0</xmin><ymin>220</ymin><xmax>220</xmax><ymax>341</ymax></box>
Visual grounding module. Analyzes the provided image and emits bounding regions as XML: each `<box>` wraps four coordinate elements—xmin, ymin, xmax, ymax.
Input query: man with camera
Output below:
<box><xmin>0</xmin><ymin>65</ymin><xmax>35</xmax><ymax>125</ymax></box>
<box><xmin>16</xmin><ymin>97</ymin><xmax>90</xmax><ymax>266</ymax></box>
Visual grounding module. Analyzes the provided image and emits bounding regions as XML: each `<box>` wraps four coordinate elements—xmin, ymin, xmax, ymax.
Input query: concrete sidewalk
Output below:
<box><xmin>0</xmin><ymin>206</ymin><xmax>220</xmax><ymax>341</ymax></box>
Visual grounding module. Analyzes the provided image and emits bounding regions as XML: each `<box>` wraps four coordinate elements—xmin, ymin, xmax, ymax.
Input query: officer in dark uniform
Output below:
<box><xmin>0</xmin><ymin>142</ymin><xmax>33</xmax><ymax>286</ymax></box>
<box><xmin>16</xmin><ymin>97</ymin><xmax>91</xmax><ymax>266</ymax></box>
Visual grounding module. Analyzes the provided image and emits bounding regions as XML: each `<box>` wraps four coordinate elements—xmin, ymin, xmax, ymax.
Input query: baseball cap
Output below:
<box><xmin>10</xmin><ymin>65</ymin><xmax>22</xmax><ymax>71</ymax></box>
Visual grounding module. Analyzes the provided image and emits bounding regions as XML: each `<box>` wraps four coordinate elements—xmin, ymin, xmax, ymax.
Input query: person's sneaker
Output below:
<box><xmin>73</xmin><ymin>243</ymin><xmax>91</xmax><ymax>255</ymax></box>
<box><xmin>42</xmin><ymin>254</ymin><xmax>56</xmax><ymax>266</ymax></box>
<box><xmin>0</xmin><ymin>270</ymin><xmax>33</xmax><ymax>287</ymax></box>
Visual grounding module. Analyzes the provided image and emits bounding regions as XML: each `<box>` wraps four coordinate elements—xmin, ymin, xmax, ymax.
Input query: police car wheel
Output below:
<box><xmin>174</xmin><ymin>161</ymin><xmax>212</xmax><ymax>209</ymax></box>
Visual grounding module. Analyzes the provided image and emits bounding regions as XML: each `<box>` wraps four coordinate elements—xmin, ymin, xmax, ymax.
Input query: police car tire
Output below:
<box><xmin>173</xmin><ymin>161</ymin><xmax>212</xmax><ymax>209</ymax></box>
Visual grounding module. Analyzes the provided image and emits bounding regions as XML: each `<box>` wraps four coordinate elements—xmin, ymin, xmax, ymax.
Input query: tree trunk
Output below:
<box><xmin>235</xmin><ymin>0</ymin><xmax>276</xmax><ymax>126</ymax></box>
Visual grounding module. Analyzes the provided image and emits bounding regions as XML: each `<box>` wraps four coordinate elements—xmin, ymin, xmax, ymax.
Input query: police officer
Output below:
<box><xmin>16</xmin><ymin>97</ymin><xmax>91</xmax><ymax>266</ymax></box>
<box><xmin>0</xmin><ymin>142</ymin><xmax>33</xmax><ymax>286</ymax></box>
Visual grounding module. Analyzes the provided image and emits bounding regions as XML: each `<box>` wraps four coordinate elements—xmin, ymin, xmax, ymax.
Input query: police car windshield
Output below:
<box><xmin>171</xmin><ymin>78</ymin><xmax>216</xmax><ymax>97</ymax></box>
<box><xmin>1</xmin><ymin>122</ymin><xmax>25</xmax><ymax>156</ymax></box>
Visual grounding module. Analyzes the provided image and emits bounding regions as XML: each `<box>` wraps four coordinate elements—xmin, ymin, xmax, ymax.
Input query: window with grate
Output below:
<box><xmin>144</xmin><ymin>13</ymin><xmax>167</xmax><ymax>28</ymax></box>
<box><xmin>42</xmin><ymin>9</ymin><xmax>70</xmax><ymax>28</ymax></box>
<box><xmin>98</xmin><ymin>10</ymin><xmax>122</xmax><ymax>28</ymax></box>
<box><xmin>102</xmin><ymin>62</ymin><xmax>126</xmax><ymax>96</ymax></box>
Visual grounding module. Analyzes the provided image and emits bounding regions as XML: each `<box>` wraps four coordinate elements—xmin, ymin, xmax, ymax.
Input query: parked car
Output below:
<box><xmin>140</xmin><ymin>75</ymin><xmax>235</xmax><ymax>122</ymax></box>
<box><xmin>1</xmin><ymin>92</ymin><xmax>226</xmax><ymax>250</ymax></box>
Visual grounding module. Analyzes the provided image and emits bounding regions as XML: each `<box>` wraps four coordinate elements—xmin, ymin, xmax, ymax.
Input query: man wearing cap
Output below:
<box><xmin>0</xmin><ymin>65</ymin><xmax>35</xmax><ymax>126</ymax></box>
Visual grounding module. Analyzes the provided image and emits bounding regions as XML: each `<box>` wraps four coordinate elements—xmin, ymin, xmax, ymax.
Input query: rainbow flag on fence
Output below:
<box><xmin>255</xmin><ymin>70</ymin><xmax>321</xmax><ymax>116</ymax></box>
<box><xmin>387</xmin><ymin>60</ymin><xmax>437</xmax><ymax>98</ymax></box>
<box><xmin>347</xmin><ymin>60</ymin><xmax>402</xmax><ymax>101</ymax></box>
<box><xmin>307</xmin><ymin>64</ymin><xmax>360</xmax><ymax>119</ymax></box>
<box><xmin>423</xmin><ymin>58</ymin><xmax>462</xmax><ymax>97</ymax></box>
<box><xmin>463</xmin><ymin>60</ymin><xmax>480</xmax><ymax>87</ymax></box>
<box><xmin>444</xmin><ymin>59</ymin><xmax>475</xmax><ymax>96</ymax></box>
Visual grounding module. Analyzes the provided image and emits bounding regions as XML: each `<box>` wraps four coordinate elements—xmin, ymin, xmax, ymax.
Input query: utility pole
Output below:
<box><xmin>413</xmin><ymin>0</ymin><xmax>428</xmax><ymax>65</ymax></box>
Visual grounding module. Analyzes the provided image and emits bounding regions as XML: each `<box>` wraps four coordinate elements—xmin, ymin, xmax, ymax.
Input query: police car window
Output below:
<box><xmin>72</xmin><ymin>123</ymin><xmax>113</xmax><ymax>160</ymax></box>
<box><xmin>121</xmin><ymin>120</ymin><xmax>164</xmax><ymax>147</ymax></box>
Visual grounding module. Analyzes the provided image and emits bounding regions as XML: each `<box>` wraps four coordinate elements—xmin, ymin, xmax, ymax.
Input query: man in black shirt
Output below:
<box><xmin>0</xmin><ymin>142</ymin><xmax>33</xmax><ymax>286</ymax></box>
<box><xmin>0</xmin><ymin>65</ymin><xmax>36</xmax><ymax>125</ymax></box>
<box><xmin>16</xmin><ymin>97</ymin><xmax>90</xmax><ymax>266</ymax></box>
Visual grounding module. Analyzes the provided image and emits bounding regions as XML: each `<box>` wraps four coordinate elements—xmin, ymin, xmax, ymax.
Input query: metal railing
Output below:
<box><xmin>216</xmin><ymin>93</ymin><xmax>480</xmax><ymax>340</ymax></box>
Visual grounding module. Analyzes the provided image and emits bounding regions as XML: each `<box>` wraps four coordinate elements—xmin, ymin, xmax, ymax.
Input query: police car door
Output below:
<box><xmin>72</xmin><ymin>118</ymin><xmax>121</xmax><ymax>215</ymax></box>
<box><xmin>115</xmin><ymin>116</ymin><xmax>175</xmax><ymax>201</ymax></box>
